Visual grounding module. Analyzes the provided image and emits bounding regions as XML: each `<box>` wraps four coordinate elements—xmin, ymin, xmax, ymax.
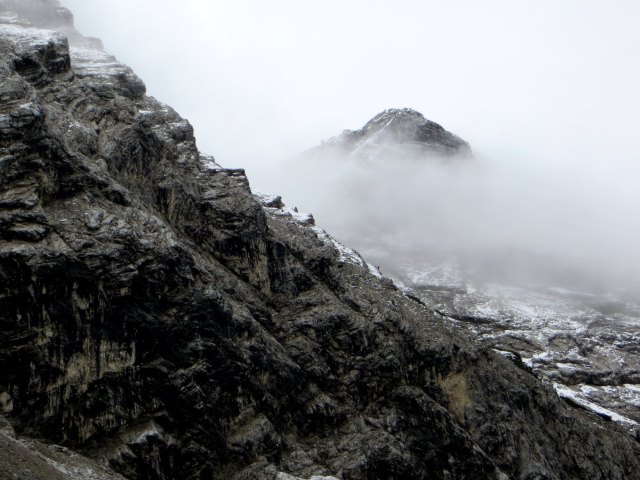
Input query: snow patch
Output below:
<box><xmin>492</xmin><ymin>349</ymin><xmax>520</xmax><ymax>361</ymax></box>
<box><xmin>0</xmin><ymin>24</ymin><xmax>62</xmax><ymax>45</ymax></box>
<box><xmin>134</xmin><ymin>426</ymin><xmax>161</xmax><ymax>444</ymax></box>
<box><xmin>554</xmin><ymin>383</ymin><xmax>638</xmax><ymax>427</ymax></box>
<box><xmin>311</xmin><ymin>225</ymin><xmax>382</xmax><ymax>278</ymax></box>
<box><xmin>70</xmin><ymin>47</ymin><xmax>130</xmax><ymax>78</ymax></box>
<box><xmin>200</xmin><ymin>154</ymin><xmax>221</xmax><ymax>170</ymax></box>
<box><xmin>276</xmin><ymin>473</ymin><xmax>339</xmax><ymax>480</ymax></box>
<box><xmin>257</xmin><ymin>194</ymin><xmax>383</xmax><ymax>279</ymax></box>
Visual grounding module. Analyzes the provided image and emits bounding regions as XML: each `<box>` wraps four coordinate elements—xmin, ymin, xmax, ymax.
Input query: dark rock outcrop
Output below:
<box><xmin>1</xmin><ymin>2</ymin><xmax>640</xmax><ymax>479</ymax></box>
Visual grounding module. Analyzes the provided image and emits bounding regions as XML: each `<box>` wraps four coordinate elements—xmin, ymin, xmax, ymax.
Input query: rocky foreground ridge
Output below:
<box><xmin>1</xmin><ymin>1</ymin><xmax>639</xmax><ymax>479</ymax></box>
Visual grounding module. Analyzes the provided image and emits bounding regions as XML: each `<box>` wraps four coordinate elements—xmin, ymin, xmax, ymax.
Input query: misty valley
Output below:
<box><xmin>270</xmin><ymin>108</ymin><xmax>640</xmax><ymax>429</ymax></box>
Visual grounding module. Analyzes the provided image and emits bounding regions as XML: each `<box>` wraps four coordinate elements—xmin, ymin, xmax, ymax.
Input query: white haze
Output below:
<box><xmin>280</xmin><ymin>151</ymin><xmax>640</xmax><ymax>294</ymax></box>
<box><xmin>62</xmin><ymin>0</ymin><xmax>640</xmax><ymax>294</ymax></box>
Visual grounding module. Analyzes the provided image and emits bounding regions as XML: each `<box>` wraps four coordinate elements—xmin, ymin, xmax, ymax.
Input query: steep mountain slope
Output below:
<box><xmin>1</xmin><ymin>2</ymin><xmax>640</xmax><ymax>479</ymax></box>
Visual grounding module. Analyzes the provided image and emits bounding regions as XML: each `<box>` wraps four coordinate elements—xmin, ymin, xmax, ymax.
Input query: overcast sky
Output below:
<box><xmin>62</xmin><ymin>1</ymin><xmax>640</xmax><ymax>183</ymax></box>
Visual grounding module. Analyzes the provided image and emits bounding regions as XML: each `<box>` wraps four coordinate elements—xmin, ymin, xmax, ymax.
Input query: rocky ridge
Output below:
<box><xmin>1</xmin><ymin>1</ymin><xmax>640</xmax><ymax>479</ymax></box>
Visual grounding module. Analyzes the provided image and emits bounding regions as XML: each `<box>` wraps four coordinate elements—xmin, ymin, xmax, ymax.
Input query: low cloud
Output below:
<box><xmin>268</xmin><ymin>147</ymin><xmax>640</xmax><ymax>296</ymax></box>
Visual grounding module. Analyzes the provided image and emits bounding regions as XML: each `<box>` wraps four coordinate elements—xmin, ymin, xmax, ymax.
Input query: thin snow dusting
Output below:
<box><xmin>554</xmin><ymin>383</ymin><xmax>638</xmax><ymax>427</ymax></box>
<box><xmin>18</xmin><ymin>439</ymin><xmax>115</xmax><ymax>480</ymax></box>
<box><xmin>254</xmin><ymin>192</ymin><xmax>315</xmax><ymax>226</ymax></box>
<box><xmin>276</xmin><ymin>473</ymin><xmax>339</xmax><ymax>480</ymax></box>
<box><xmin>398</xmin><ymin>256</ymin><xmax>640</xmax><ymax>428</ymax></box>
<box><xmin>0</xmin><ymin>12</ymin><xmax>29</xmax><ymax>26</ymax></box>
<box><xmin>0</xmin><ymin>23</ymin><xmax>63</xmax><ymax>45</ymax></box>
<box><xmin>255</xmin><ymin>193</ymin><xmax>383</xmax><ymax>279</ymax></box>
<box><xmin>253</xmin><ymin>192</ymin><xmax>281</xmax><ymax>205</ymax></box>
<box><xmin>70</xmin><ymin>46</ymin><xmax>129</xmax><ymax>78</ymax></box>
<box><xmin>200</xmin><ymin>153</ymin><xmax>222</xmax><ymax>170</ymax></box>
<box><xmin>492</xmin><ymin>349</ymin><xmax>520</xmax><ymax>362</ymax></box>
<box><xmin>348</xmin><ymin>117</ymin><xmax>395</xmax><ymax>158</ymax></box>
<box><xmin>311</xmin><ymin>224</ymin><xmax>382</xmax><ymax>278</ymax></box>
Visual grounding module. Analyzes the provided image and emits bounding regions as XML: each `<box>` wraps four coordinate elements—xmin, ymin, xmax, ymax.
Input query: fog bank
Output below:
<box><xmin>271</xmin><ymin>148</ymin><xmax>640</xmax><ymax>296</ymax></box>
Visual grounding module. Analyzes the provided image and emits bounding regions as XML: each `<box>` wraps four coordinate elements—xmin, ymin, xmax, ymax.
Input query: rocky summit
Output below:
<box><xmin>1</xmin><ymin>1</ymin><xmax>640</xmax><ymax>480</ymax></box>
<box><xmin>311</xmin><ymin>108</ymin><xmax>470</xmax><ymax>161</ymax></box>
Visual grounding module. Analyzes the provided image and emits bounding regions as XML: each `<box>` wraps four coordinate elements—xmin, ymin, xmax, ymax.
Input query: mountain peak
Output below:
<box><xmin>321</xmin><ymin>108</ymin><xmax>471</xmax><ymax>160</ymax></box>
<box><xmin>363</xmin><ymin>107</ymin><xmax>426</xmax><ymax>128</ymax></box>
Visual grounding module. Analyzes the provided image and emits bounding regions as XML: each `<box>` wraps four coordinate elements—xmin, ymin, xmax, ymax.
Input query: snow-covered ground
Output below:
<box><xmin>277</xmin><ymin>473</ymin><xmax>339</xmax><ymax>480</ymax></box>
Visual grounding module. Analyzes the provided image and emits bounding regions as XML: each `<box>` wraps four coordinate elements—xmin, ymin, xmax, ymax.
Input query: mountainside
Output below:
<box><xmin>1</xmin><ymin>2</ymin><xmax>640</xmax><ymax>480</ymax></box>
<box><xmin>305</xmin><ymin>111</ymin><xmax>640</xmax><ymax>432</ymax></box>
<box><xmin>387</xmin><ymin>256</ymin><xmax>640</xmax><ymax>428</ymax></box>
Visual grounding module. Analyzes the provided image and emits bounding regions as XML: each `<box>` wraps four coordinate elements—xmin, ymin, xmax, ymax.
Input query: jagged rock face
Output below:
<box><xmin>312</xmin><ymin>108</ymin><xmax>470</xmax><ymax>161</ymax></box>
<box><xmin>1</xmin><ymin>2</ymin><xmax>640</xmax><ymax>480</ymax></box>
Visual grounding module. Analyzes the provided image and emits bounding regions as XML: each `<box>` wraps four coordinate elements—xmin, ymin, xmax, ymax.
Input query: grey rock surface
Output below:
<box><xmin>1</xmin><ymin>1</ymin><xmax>640</xmax><ymax>479</ymax></box>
